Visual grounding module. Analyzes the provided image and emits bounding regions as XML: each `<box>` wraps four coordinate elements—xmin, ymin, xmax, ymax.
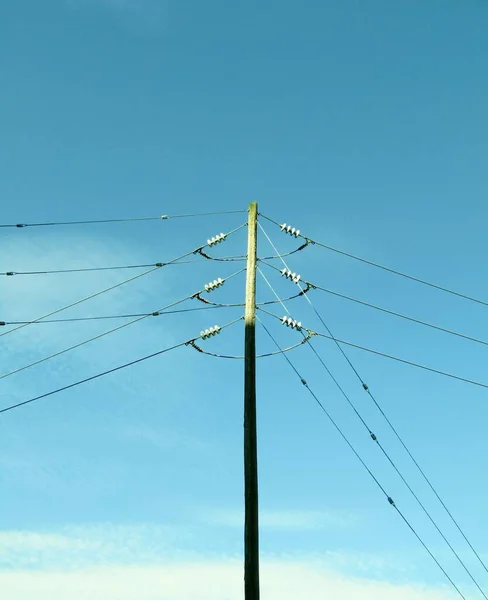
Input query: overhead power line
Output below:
<box><xmin>0</xmin><ymin>318</ymin><xmax>242</xmax><ymax>416</ymax></box>
<box><xmin>259</xmin><ymin>306</ymin><xmax>488</xmax><ymax>390</ymax></box>
<box><xmin>260</xmin><ymin>261</ymin><xmax>488</xmax><ymax>348</ymax></box>
<box><xmin>311</xmin><ymin>327</ymin><xmax>488</xmax><ymax>390</ymax></box>
<box><xmin>0</xmin><ymin>222</ymin><xmax>246</xmax><ymax>339</ymax></box>
<box><xmin>0</xmin><ymin>305</ymin><xmax>226</xmax><ymax>327</ymax></box>
<box><xmin>256</xmin><ymin>268</ymin><xmax>488</xmax><ymax>599</ymax></box>
<box><xmin>259</xmin><ymin>213</ymin><xmax>488</xmax><ymax>308</ymax></box>
<box><xmin>0</xmin><ymin>210</ymin><xmax>246</xmax><ymax>229</ymax></box>
<box><xmin>258</xmin><ymin>221</ymin><xmax>488</xmax><ymax>576</ymax></box>
<box><xmin>257</xmin><ymin>316</ymin><xmax>468</xmax><ymax>600</ymax></box>
<box><xmin>0</xmin><ymin>268</ymin><xmax>246</xmax><ymax>380</ymax></box>
<box><xmin>0</xmin><ymin>259</ymin><xmax>200</xmax><ymax>276</ymax></box>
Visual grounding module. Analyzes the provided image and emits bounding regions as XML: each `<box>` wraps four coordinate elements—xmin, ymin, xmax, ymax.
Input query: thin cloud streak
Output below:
<box><xmin>0</xmin><ymin>561</ymin><xmax>458</xmax><ymax>600</ymax></box>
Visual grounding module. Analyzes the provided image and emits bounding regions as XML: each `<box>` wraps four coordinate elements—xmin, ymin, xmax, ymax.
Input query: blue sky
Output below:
<box><xmin>1</xmin><ymin>0</ymin><xmax>488</xmax><ymax>598</ymax></box>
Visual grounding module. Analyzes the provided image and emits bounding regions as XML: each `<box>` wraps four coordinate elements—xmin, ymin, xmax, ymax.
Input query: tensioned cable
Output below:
<box><xmin>0</xmin><ymin>223</ymin><xmax>246</xmax><ymax>338</ymax></box>
<box><xmin>0</xmin><ymin>318</ymin><xmax>242</xmax><ymax>416</ymax></box>
<box><xmin>257</xmin><ymin>315</ymin><xmax>468</xmax><ymax>600</ymax></box>
<box><xmin>0</xmin><ymin>304</ymin><xmax>230</xmax><ymax>326</ymax></box>
<box><xmin>0</xmin><ymin>268</ymin><xmax>246</xmax><ymax>380</ymax></box>
<box><xmin>1</xmin><ymin>244</ymin><xmax>308</xmax><ymax>276</ymax></box>
<box><xmin>256</xmin><ymin>271</ymin><xmax>488</xmax><ymax>599</ymax></box>
<box><xmin>259</xmin><ymin>221</ymin><xmax>488</xmax><ymax>573</ymax></box>
<box><xmin>262</xmin><ymin>308</ymin><xmax>488</xmax><ymax>390</ymax></box>
<box><xmin>260</xmin><ymin>260</ymin><xmax>488</xmax><ymax>348</ymax></box>
<box><xmin>0</xmin><ymin>210</ymin><xmax>246</xmax><ymax>228</ymax></box>
<box><xmin>0</xmin><ymin>259</ymin><xmax>200</xmax><ymax>276</ymax></box>
<box><xmin>259</xmin><ymin>213</ymin><xmax>488</xmax><ymax>308</ymax></box>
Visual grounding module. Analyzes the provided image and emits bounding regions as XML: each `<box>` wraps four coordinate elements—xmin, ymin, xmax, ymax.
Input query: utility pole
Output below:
<box><xmin>244</xmin><ymin>201</ymin><xmax>260</xmax><ymax>600</ymax></box>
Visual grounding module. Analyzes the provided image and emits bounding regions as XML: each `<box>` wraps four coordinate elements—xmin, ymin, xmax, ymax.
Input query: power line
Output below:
<box><xmin>256</xmin><ymin>269</ymin><xmax>488</xmax><ymax>599</ymax></box>
<box><xmin>0</xmin><ymin>269</ymin><xmax>246</xmax><ymax>380</ymax></box>
<box><xmin>259</xmin><ymin>223</ymin><xmax>488</xmax><ymax>390</ymax></box>
<box><xmin>0</xmin><ymin>259</ymin><xmax>200</xmax><ymax>276</ymax></box>
<box><xmin>311</xmin><ymin>328</ymin><xmax>488</xmax><ymax>389</ymax></box>
<box><xmin>258</xmin><ymin>222</ymin><xmax>488</xmax><ymax>575</ymax></box>
<box><xmin>257</xmin><ymin>316</ymin><xmax>468</xmax><ymax>600</ymax></box>
<box><xmin>260</xmin><ymin>261</ymin><xmax>488</xmax><ymax>348</ymax></box>
<box><xmin>0</xmin><ymin>239</ymin><xmax>308</xmax><ymax>277</ymax></box>
<box><xmin>259</xmin><ymin>213</ymin><xmax>488</xmax><ymax>308</ymax></box>
<box><xmin>0</xmin><ymin>318</ymin><xmax>242</xmax><ymax>416</ymax></box>
<box><xmin>0</xmin><ymin>222</ymin><xmax>246</xmax><ymax>339</ymax></box>
<box><xmin>0</xmin><ymin>305</ymin><xmax>227</xmax><ymax>326</ymax></box>
<box><xmin>0</xmin><ymin>210</ymin><xmax>246</xmax><ymax>229</ymax></box>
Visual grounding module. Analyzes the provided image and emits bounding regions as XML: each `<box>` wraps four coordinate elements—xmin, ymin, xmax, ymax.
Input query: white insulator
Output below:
<box><xmin>281</xmin><ymin>268</ymin><xmax>302</xmax><ymax>284</ymax></box>
<box><xmin>208</xmin><ymin>233</ymin><xmax>227</xmax><ymax>246</ymax></box>
<box><xmin>204</xmin><ymin>277</ymin><xmax>224</xmax><ymax>293</ymax></box>
<box><xmin>281</xmin><ymin>316</ymin><xmax>302</xmax><ymax>330</ymax></box>
<box><xmin>201</xmin><ymin>325</ymin><xmax>222</xmax><ymax>339</ymax></box>
<box><xmin>280</xmin><ymin>222</ymin><xmax>301</xmax><ymax>237</ymax></box>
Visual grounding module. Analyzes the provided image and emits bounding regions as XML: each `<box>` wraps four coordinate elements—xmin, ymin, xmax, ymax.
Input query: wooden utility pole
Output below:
<box><xmin>244</xmin><ymin>201</ymin><xmax>260</xmax><ymax>600</ymax></box>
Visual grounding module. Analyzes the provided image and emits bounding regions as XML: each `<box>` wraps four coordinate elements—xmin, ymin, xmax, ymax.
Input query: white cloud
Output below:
<box><xmin>0</xmin><ymin>524</ymin><xmax>463</xmax><ymax>599</ymax></box>
<box><xmin>0</xmin><ymin>561</ymin><xmax>457</xmax><ymax>600</ymax></box>
<box><xmin>0</xmin><ymin>524</ymin><xmax>190</xmax><ymax>569</ymax></box>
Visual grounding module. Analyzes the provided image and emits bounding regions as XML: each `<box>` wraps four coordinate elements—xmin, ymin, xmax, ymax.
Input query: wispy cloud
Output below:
<box><xmin>0</xmin><ymin>523</ymin><xmax>191</xmax><ymax>570</ymax></box>
<box><xmin>0</xmin><ymin>560</ymin><xmax>458</xmax><ymax>600</ymax></box>
<box><xmin>0</xmin><ymin>524</ymin><xmax>464</xmax><ymax>598</ymax></box>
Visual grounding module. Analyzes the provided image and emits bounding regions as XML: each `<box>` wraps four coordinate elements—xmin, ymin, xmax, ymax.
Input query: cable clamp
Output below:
<box><xmin>207</xmin><ymin>233</ymin><xmax>227</xmax><ymax>246</ymax></box>
<box><xmin>279</xmin><ymin>223</ymin><xmax>300</xmax><ymax>238</ymax></box>
<box><xmin>370</xmin><ymin>432</ymin><xmax>377</xmax><ymax>441</ymax></box>
<box><xmin>281</xmin><ymin>268</ymin><xmax>301</xmax><ymax>284</ymax></box>
<box><xmin>362</xmin><ymin>383</ymin><xmax>369</xmax><ymax>391</ymax></box>
<box><xmin>186</xmin><ymin>339</ymin><xmax>204</xmax><ymax>353</ymax></box>
<box><xmin>0</xmin><ymin>321</ymin><xmax>5</xmax><ymax>326</ymax></box>
<box><xmin>300</xmin><ymin>378</ymin><xmax>307</xmax><ymax>386</ymax></box>
<box><xmin>201</xmin><ymin>325</ymin><xmax>221</xmax><ymax>339</ymax></box>
<box><xmin>299</xmin><ymin>282</ymin><xmax>313</xmax><ymax>296</ymax></box>
<box><xmin>16</xmin><ymin>224</ymin><xmax>25</xmax><ymax>228</ymax></box>
<box><xmin>160</xmin><ymin>215</ymin><xmax>169</xmax><ymax>220</ymax></box>
<box><xmin>6</xmin><ymin>272</ymin><xmax>15</xmax><ymax>276</ymax></box>
<box><xmin>296</xmin><ymin>240</ymin><xmax>310</xmax><ymax>252</ymax></box>
<box><xmin>387</xmin><ymin>497</ymin><xmax>395</xmax><ymax>506</ymax></box>
<box><xmin>299</xmin><ymin>332</ymin><xmax>312</xmax><ymax>345</ymax></box>
<box><xmin>193</xmin><ymin>293</ymin><xmax>211</xmax><ymax>304</ymax></box>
